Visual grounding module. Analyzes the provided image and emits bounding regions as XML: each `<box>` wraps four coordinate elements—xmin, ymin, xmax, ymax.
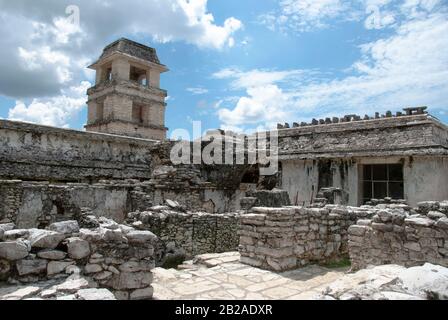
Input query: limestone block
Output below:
<box><xmin>348</xmin><ymin>225</ymin><xmax>367</xmax><ymax>236</ymax></box>
<box><xmin>114</xmin><ymin>291</ymin><xmax>129</xmax><ymax>300</ymax></box>
<box><xmin>266</xmin><ymin>256</ymin><xmax>297</xmax><ymax>271</ymax></box>
<box><xmin>76</xmin><ymin>288</ymin><xmax>116</xmax><ymax>300</ymax></box>
<box><xmin>348</xmin><ymin>235</ymin><xmax>365</xmax><ymax>243</ymax></box>
<box><xmin>48</xmin><ymin>221</ymin><xmax>80</xmax><ymax>235</ymax></box>
<box><xmin>436</xmin><ymin>217</ymin><xmax>448</xmax><ymax>229</ymax></box>
<box><xmin>53</xmin><ymin>278</ymin><xmax>90</xmax><ymax>294</ymax></box>
<box><xmin>377</xmin><ymin>210</ymin><xmax>393</xmax><ymax>223</ymax></box>
<box><xmin>405</xmin><ymin>217</ymin><xmax>435</xmax><ymax>227</ymax></box>
<box><xmin>79</xmin><ymin>229</ymin><xmax>102</xmax><ymax>242</ymax></box>
<box><xmin>126</xmin><ymin>230</ymin><xmax>157</xmax><ymax>244</ymax></box>
<box><xmin>0</xmin><ymin>223</ymin><xmax>15</xmax><ymax>234</ymax></box>
<box><xmin>372</xmin><ymin>223</ymin><xmax>393</xmax><ymax>232</ymax></box>
<box><xmin>255</xmin><ymin>246</ymin><xmax>294</xmax><ymax>258</ymax></box>
<box><xmin>107</xmin><ymin>271</ymin><xmax>153</xmax><ymax>290</ymax></box>
<box><xmin>417</xmin><ymin>201</ymin><xmax>439</xmax><ymax>213</ymax></box>
<box><xmin>94</xmin><ymin>271</ymin><xmax>113</xmax><ymax>281</ymax></box>
<box><xmin>3</xmin><ymin>229</ymin><xmax>30</xmax><ymax>241</ymax></box>
<box><xmin>0</xmin><ymin>241</ymin><xmax>30</xmax><ymax>261</ymax></box>
<box><xmin>130</xmin><ymin>287</ymin><xmax>154</xmax><ymax>300</ymax></box>
<box><xmin>47</xmin><ymin>261</ymin><xmax>75</xmax><ymax>275</ymax></box>
<box><xmin>37</xmin><ymin>250</ymin><xmax>67</xmax><ymax>260</ymax></box>
<box><xmin>404</xmin><ymin>242</ymin><xmax>421</xmax><ymax>252</ymax></box>
<box><xmin>119</xmin><ymin>261</ymin><xmax>153</xmax><ymax>273</ymax></box>
<box><xmin>239</xmin><ymin>236</ymin><xmax>254</xmax><ymax>246</ymax></box>
<box><xmin>294</xmin><ymin>226</ymin><xmax>309</xmax><ymax>233</ymax></box>
<box><xmin>100</xmin><ymin>228</ymin><xmax>127</xmax><ymax>243</ymax></box>
<box><xmin>16</xmin><ymin>259</ymin><xmax>47</xmax><ymax>276</ymax></box>
<box><xmin>29</xmin><ymin>229</ymin><xmax>65</xmax><ymax>249</ymax></box>
<box><xmin>295</xmin><ymin>245</ymin><xmax>305</xmax><ymax>255</ymax></box>
<box><xmin>84</xmin><ymin>264</ymin><xmax>103</xmax><ymax>274</ymax></box>
<box><xmin>66</xmin><ymin>237</ymin><xmax>91</xmax><ymax>260</ymax></box>
<box><xmin>240</xmin><ymin>256</ymin><xmax>263</xmax><ymax>267</ymax></box>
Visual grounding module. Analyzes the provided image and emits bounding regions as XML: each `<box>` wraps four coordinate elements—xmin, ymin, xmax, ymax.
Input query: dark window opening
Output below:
<box><xmin>53</xmin><ymin>199</ymin><xmax>65</xmax><ymax>216</ymax></box>
<box><xmin>100</xmin><ymin>65</ymin><xmax>112</xmax><ymax>82</ymax></box>
<box><xmin>132</xmin><ymin>104</ymin><xmax>144</xmax><ymax>124</ymax></box>
<box><xmin>96</xmin><ymin>101</ymin><xmax>104</xmax><ymax>121</ymax></box>
<box><xmin>318</xmin><ymin>160</ymin><xmax>333</xmax><ymax>190</ymax></box>
<box><xmin>241</xmin><ymin>167</ymin><xmax>260</xmax><ymax>184</ymax></box>
<box><xmin>105</xmin><ymin>67</ymin><xmax>112</xmax><ymax>81</ymax></box>
<box><xmin>130</xmin><ymin>66</ymin><xmax>147</xmax><ymax>86</ymax></box>
<box><xmin>362</xmin><ymin>163</ymin><xmax>404</xmax><ymax>203</ymax></box>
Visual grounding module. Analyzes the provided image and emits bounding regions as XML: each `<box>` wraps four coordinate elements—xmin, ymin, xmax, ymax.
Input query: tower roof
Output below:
<box><xmin>89</xmin><ymin>38</ymin><xmax>166</xmax><ymax>69</ymax></box>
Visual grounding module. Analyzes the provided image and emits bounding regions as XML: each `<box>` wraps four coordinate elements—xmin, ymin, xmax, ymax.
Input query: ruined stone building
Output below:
<box><xmin>277</xmin><ymin>107</ymin><xmax>448</xmax><ymax>207</ymax></box>
<box><xmin>1</xmin><ymin>39</ymin><xmax>448</xmax><ymax>301</ymax></box>
<box><xmin>1</xmin><ymin>38</ymin><xmax>448</xmax><ymax>226</ymax></box>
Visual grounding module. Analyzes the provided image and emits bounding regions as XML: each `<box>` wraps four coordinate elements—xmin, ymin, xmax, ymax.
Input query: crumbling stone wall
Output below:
<box><xmin>238</xmin><ymin>206</ymin><xmax>376</xmax><ymax>271</ymax></box>
<box><xmin>126</xmin><ymin>207</ymin><xmax>240</xmax><ymax>265</ymax></box>
<box><xmin>277</xmin><ymin>113</ymin><xmax>448</xmax><ymax>159</ymax></box>
<box><xmin>349</xmin><ymin>201</ymin><xmax>448</xmax><ymax>270</ymax></box>
<box><xmin>0</xmin><ymin>212</ymin><xmax>156</xmax><ymax>300</ymax></box>
<box><xmin>0</xmin><ymin>180</ymin><xmax>137</xmax><ymax>226</ymax></box>
<box><xmin>0</xmin><ymin>121</ymin><xmax>255</xmax><ymax>216</ymax></box>
<box><xmin>0</xmin><ymin>120</ymin><xmax>160</xmax><ymax>181</ymax></box>
<box><xmin>0</xmin><ymin>178</ymin><xmax>249</xmax><ymax>227</ymax></box>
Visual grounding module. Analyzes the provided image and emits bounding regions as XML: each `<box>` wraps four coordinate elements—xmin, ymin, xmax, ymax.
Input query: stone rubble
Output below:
<box><xmin>349</xmin><ymin>200</ymin><xmax>448</xmax><ymax>270</ymax></box>
<box><xmin>0</xmin><ymin>210</ymin><xmax>156</xmax><ymax>300</ymax></box>
<box><xmin>316</xmin><ymin>263</ymin><xmax>448</xmax><ymax>300</ymax></box>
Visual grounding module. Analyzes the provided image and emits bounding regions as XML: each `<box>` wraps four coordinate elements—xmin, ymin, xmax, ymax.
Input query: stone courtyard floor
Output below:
<box><xmin>152</xmin><ymin>252</ymin><xmax>349</xmax><ymax>300</ymax></box>
<box><xmin>1</xmin><ymin>252</ymin><xmax>446</xmax><ymax>300</ymax></box>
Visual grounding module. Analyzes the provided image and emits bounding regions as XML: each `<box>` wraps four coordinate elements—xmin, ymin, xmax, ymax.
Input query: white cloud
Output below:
<box><xmin>186</xmin><ymin>87</ymin><xmax>209</xmax><ymax>95</ymax></box>
<box><xmin>259</xmin><ymin>0</ymin><xmax>358</xmax><ymax>33</ymax></box>
<box><xmin>218</xmin><ymin>84</ymin><xmax>291</xmax><ymax>128</ymax></box>
<box><xmin>18</xmin><ymin>46</ymin><xmax>72</xmax><ymax>83</ymax></box>
<box><xmin>8</xmin><ymin>81</ymin><xmax>91</xmax><ymax>127</ymax></box>
<box><xmin>258</xmin><ymin>0</ymin><xmax>445</xmax><ymax>33</ymax></box>
<box><xmin>0</xmin><ymin>0</ymin><xmax>243</xmax><ymax>127</ymax></box>
<box><xmin>217</xmin><ymin>4</ymin><xmax>448</xmax><ymax>131</ymax></box>
<box><xmin>0</xmin><ymin>0</ymin><xmax>243</xmax><ymax>100</ymax></box>
<box><xmin>212</xmin><ymin>68</ymin><xmax>306</xmax><ymax>89</ymax></box>
<box><xmin>214</xmin><ymin>68</ymin><xmax>305</xmax><ymax>129</ymax></box>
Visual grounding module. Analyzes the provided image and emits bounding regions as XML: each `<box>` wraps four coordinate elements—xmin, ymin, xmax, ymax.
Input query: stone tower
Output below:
<box><xmin>85</xmin><ymin>38</ymin><xmax>169</xmax><ymax>140</ymax></box>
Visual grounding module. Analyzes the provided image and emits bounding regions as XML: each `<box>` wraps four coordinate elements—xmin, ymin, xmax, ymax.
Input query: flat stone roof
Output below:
<box><xmin>95</xmin><ymin>38</ymin><xmax>163</xmax><ymax>66</ymax></box>
<box><xmin>0</xmin><ymin>119</ymin><xmax>160</xmax><ymax>146</ymax></box>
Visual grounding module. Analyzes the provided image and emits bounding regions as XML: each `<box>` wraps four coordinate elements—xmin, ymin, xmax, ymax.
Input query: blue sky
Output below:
<box><xmin>0</xmin><ymin>0</ymin><xmax>447</xmax><ymax>138</ymax></box>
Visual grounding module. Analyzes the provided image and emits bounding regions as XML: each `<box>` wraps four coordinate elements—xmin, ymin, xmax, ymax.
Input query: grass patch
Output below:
<box><xmin>162</xmin><ymin>255</ymin><xmax>186</xmax><ymax>269</ymax></box>
<box><xmin>320</xmin><ymin>257</ymin><xmax>351</xmax><ymax>269</ymax></box>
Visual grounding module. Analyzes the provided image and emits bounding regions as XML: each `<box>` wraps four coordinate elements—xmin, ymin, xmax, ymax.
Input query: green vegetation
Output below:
<box><xmin>320</xmin><ymin>257</ymin><xmax>351</xmax><ymax>269</ymax></box>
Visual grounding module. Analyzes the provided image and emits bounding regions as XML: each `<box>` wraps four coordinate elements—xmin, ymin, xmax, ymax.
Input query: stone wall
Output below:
<box><xmin>349</xmin><ymin>201</ymin><xmax>448</xmax><ymax>270</ymax></box>
<box><xmin>238</xmin><ymin>206</ymin><xmax>376</xmax><ymax>271</ymax></box>
<box><xmin>0</xmin><ymin>120</ymin><xmax>160</xmax><ymax>181</ymax></box>
<box><xmin>0</xmin><ymin>178</ymin><xmax>248</xmax><ymax>227</ymax></box>
<box><xmin>0</xmin><ymin>180</ymin><xmax>140</xmax><ymax>226</ymax></box>
<box><xmin>0</xmin><ymin>211</ymin><xmax>156</xmax><ymax>300</ymax></box>
<box><xmin>277</xmin><ymin>113</ymin><xmax>448</xmax><ymax>159</ymax></box>
<box><xmin>0</xmin><ymin>120</ymin><xmax>255</xmax><ymax>217</ymax></box>
<box><xmin>126</xmin><ymin>207</ymin><xmax>240</xmax><ymax>265</ymax></box>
